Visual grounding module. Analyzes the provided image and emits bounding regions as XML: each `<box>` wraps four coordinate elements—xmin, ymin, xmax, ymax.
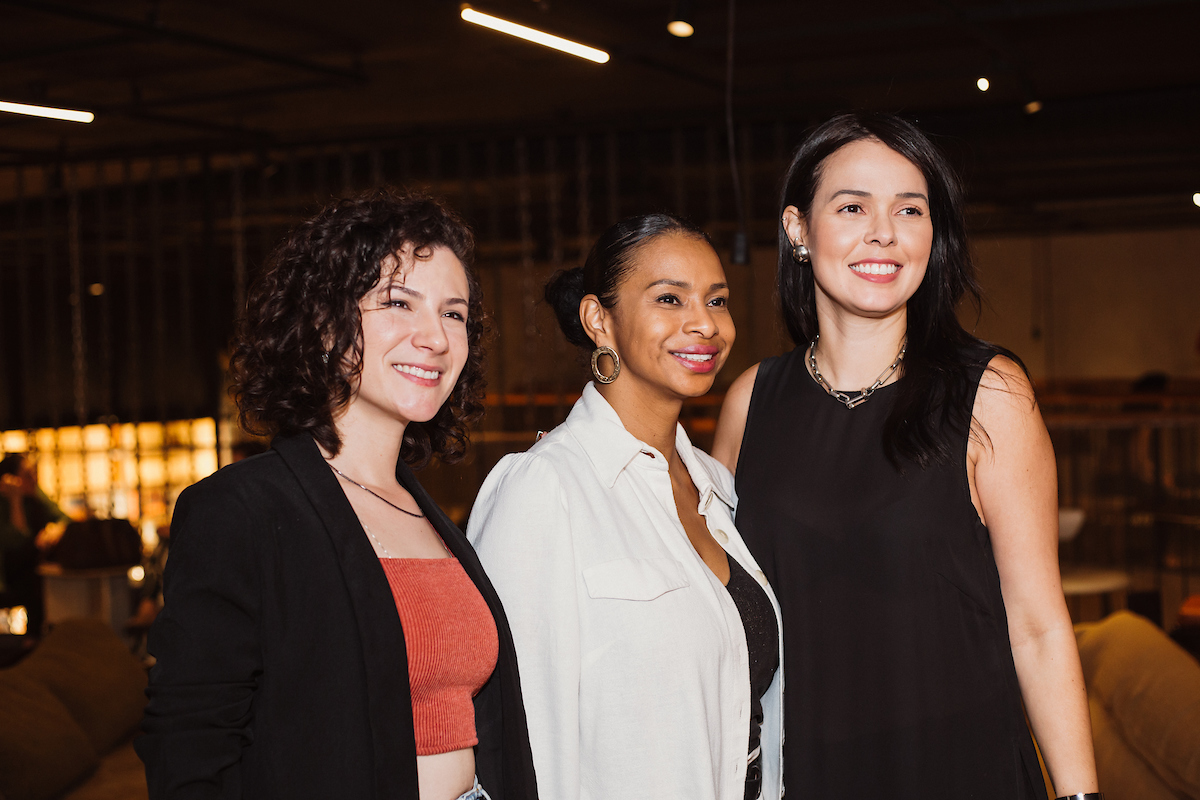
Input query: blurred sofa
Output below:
<box><xmin>1076</xmin><ymin>610</ymin><xmax>1200</xmax><ymax>800</ymax></box>
<box><xmin>0</xmin><ymin>619</ymin><xmax>148</xmax><ymax>800</ymax></box>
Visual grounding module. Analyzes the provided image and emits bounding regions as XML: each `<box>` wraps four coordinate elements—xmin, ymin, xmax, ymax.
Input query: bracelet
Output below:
<box><xmin>1055</xmin><ymin>794</ymin><xmax>1103</xmax><ymax>800</ymax></box>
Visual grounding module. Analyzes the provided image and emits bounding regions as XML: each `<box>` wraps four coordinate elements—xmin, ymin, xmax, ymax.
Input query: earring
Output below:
<box><xmin>591</xmin><ymin>346</ymin><xmax>621</xmax><ymax>384</ymax></box>
<box><xmin>320</xmin><ymin>351</ymin><xmax>330</xmax><ymax>364</ymax></box>
<box><xmin>791</xmin><ymin>240</ymin><xmax>811</xmax><ymax>264</ymax></box>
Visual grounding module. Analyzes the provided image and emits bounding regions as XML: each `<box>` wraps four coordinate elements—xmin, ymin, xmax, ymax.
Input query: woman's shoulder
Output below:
<box><xmin>476</xmin><ymin>438</ymin><xmax>571</xmax><ymax>500</ymax></box>
<box><xmin>174</xmin><ymin>449</ymin><xmax>301</xmax><ymax>529</ymax></box>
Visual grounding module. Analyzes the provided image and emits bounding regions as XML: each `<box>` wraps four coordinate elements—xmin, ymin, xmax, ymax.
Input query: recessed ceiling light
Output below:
<box><xmin>1192</xmin><ymin>192</ymin><xmax>1200</xmax><ymax>208</ymax></box>
<box><xmin>976</xmin><ymin>77</ymin><xmax>990</xmax><ymax>92</ymax></box>
<box><xmin>668</xmin><ymin>0</ymin><xmax>694</xmax><ymax>37</ymax></box>
<box><xmin>667</xmin><ymin>20</ymin><xmax>694</xmax><ymax>37</ymax></box>
<box><xmin>461</xmin><ymin>5</ymin><xmax>610</xmax><ymax>64</ymax></box>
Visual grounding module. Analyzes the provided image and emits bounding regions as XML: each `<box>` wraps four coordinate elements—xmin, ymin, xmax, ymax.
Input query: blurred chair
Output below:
<box><xmin>1059</xmin><ymin>507</ymin><xmax>1131</xmax><ymax>619</ymax></box>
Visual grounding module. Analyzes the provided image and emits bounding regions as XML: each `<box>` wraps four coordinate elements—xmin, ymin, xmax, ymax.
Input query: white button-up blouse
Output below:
<box><xmin>468</xmin><ymin>383</ymin><xmax>784</xmax><ymax>800</ymax></box>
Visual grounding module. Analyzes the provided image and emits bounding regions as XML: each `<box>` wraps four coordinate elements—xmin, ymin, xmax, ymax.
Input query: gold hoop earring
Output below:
<box><xmin>591</xmin><ymin>346</ymin><xmax>621</xmax><ymax>384</ymax></box>
<box><xmin>791</xmin><ymin>240</ymin><xmax>811</xmax><ymax>264</ymax></box>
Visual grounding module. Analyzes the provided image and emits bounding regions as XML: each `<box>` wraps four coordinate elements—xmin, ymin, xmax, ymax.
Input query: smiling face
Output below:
<box><xmin>785</xmin><ymin>138</ymin><xmax>933</xmax><ymax>326</ymax></box>
<box><xmin>339</xmin><ymin>245</ymin><xmax>471</xmax><ymax>437</ymax></box>
<box><xmin>587</xmin><ymin>232</ymin><xmax>734</xmax><ymax>402</ymax></box>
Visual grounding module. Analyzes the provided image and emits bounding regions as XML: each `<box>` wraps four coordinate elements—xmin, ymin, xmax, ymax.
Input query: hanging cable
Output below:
<box><xmin>725</xmin><ymin>0</ymin><xmax>749</xmax><ymax>265</ymax></box>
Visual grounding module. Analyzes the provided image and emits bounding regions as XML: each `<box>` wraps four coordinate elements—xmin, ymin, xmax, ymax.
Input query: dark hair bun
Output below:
<box><xmin>544</xmin><ymin>267</ymin><xmax>592</xmax><ymax>348</ymax></box>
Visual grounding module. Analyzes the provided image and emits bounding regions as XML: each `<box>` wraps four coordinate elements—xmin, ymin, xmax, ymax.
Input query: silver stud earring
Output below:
<box><xmin>321</xmin><ymin>352</ymin><xmax>329</xmax><ymax>364</ymax></box>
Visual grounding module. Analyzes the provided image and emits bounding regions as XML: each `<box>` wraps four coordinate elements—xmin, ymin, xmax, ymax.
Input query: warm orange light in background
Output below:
<box><xmin>2</xmin><ymin>418</ymin><xmax>219</xmax><ymax>528</ymax></box>
<box><xmin>460</xmin><ymin>5</ymin><xmax>610</xmax><ymax>64</ymax></box>
<box><xmin>0</xmin><ymin>607</ymin><xmax>29</xmax><ymax>635</ymax></box>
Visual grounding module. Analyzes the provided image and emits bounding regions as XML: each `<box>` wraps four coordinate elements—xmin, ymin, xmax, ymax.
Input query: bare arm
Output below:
<box><xmin>970</xmin><ymin>356</ymin><xmax>1098</xmax><ymax>797</ymax></box>
<box><xmin>712</xmin><ymin>363</ymin><xmax>760</xmax><ymax>474</ymax></box>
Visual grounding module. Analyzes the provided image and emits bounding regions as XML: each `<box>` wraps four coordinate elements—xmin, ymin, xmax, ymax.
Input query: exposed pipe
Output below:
<box><xmin>0</xmin><ymin>0</ymin><xmax>366</xmax><ymax>83</ymax></box>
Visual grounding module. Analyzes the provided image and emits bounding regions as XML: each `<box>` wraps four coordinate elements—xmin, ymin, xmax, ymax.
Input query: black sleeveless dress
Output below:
<box><xmin>734</xmin><ymin>347</ymin><xmax>1044</xmax><ymax>800</ymax></box>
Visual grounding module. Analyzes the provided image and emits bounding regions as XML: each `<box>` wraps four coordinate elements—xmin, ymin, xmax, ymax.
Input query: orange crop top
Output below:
<box><xmin>380</xmin><ymin>558</ymin><xmax>499</xmax><ymax>756</ymax></box>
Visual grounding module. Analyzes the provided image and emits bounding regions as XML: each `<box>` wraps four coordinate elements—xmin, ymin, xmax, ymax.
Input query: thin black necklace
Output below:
<box><xmin>327</xmin><ymin>462</ymin><xmax>424</xmax><ymax>519</ymax></box>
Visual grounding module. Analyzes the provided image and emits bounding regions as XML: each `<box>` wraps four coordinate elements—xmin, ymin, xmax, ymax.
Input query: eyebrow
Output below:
<box><xmin>645</xmin><ymin>279</ymin><xmax>729</xmax><ymax>291</ymax></box>
<box><xmin>385</xmin><ymin>284</ymin><xmax>469</xmax><ymax>306</ymax></box>
<box><xmin>830</xmin><ymin>189</ymin><xmax>929</xmax><ymax>202</ymax></box>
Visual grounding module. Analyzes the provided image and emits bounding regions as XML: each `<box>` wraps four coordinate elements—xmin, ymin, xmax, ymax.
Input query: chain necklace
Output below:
<box><xmin>359</xmin><ymin>522</ymin><xmax>392</xmax><ymax>558</ymax></box>
<box><xmin>327</xmin><ymin>463</ymin><xmax>425</xmax><ymax>519</ymax></box>
<box><xmin>808</xmin><ymin>334</ymin><xmax>906</xmax><ymax>409</ymax></box>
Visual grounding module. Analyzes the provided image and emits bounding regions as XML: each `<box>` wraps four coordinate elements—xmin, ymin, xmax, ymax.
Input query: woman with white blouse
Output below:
<box><xmin>467</xmin><ymin>213</ymin><xmax>784</xmax><ymax>800</ymax></box>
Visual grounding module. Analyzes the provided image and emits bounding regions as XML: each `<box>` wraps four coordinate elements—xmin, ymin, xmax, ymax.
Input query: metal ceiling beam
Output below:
<box><xmin>0</xmin><ymin>0</ymin><xmax>367</xmax><ymax>83</ymax></box>
<box><xmin>0</xmin><ymin>33</ymin><xmax>141</xmax><ymax>64</ymax></box>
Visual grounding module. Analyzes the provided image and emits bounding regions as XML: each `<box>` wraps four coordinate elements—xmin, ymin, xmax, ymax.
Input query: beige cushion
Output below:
<box><xmin>1088</xmin><ymin>695</ymin><xmax>1180</xmax><ymax>800</ymax></box>
<box><xmin>20</xmin><ymin>619</ymin><xmax>147</xmax><ymax>754</ymax></box>
<box><xmin>60</xmin><ymin>742</ymin><xmax>148</xmax><ymax>800</ymax></box>
<box><xmin>0</xmin><ymin>670</ymin><xmax>98</xmax><ymax>800</ymax></box>
<box><xmin>1077</xmin><ymin>611</ymin><xmax>1200</xmax><ymax>798</ymax></box>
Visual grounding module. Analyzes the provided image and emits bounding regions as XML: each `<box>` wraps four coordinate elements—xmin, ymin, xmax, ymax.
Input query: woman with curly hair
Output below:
<box><xmin>138</xmin><ymin>189</ymin><xmax>538</xmax><ymax>800</ymax></box>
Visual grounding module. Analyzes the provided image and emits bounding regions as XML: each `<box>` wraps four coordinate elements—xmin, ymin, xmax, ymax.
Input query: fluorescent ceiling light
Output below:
<box><xmin>0</xmin><ymin>99</ymin><xmax>94</xmax><ymax>123</ymax></box>
<box><xmin>461</xmin><ymin>6</ymin><xmax>610</xmax><ymax>64</ymax></box>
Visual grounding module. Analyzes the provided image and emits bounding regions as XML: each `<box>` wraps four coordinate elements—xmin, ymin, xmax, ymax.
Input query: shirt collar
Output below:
<box><xmin>563</xmin><ymin>382</ymin><xmax>735</xmax><ymax>511</ymax></box>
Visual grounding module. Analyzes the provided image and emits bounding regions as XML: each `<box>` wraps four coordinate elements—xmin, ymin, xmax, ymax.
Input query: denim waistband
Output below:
<box><xmin>455</xmin><ymin>776</ymin><xmax>492</xmax><ymax>800</ymax></box>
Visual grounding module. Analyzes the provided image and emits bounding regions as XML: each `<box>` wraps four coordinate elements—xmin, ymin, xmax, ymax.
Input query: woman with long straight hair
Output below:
<box><xmin>470</xmin><ymin>213</ymin><xmax>784</xmax><ymax>800</ymax></box>
<box><xmin>713</xmin><ymin>112</ymin><xmax>1098</xmax><ymax>800</ymax></box>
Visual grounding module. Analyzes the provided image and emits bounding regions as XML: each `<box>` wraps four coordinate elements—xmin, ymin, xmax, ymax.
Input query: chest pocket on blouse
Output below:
<box><xmin>583</xmin><ymin>557</ymin><xmax>690</xmax><ymax>601</ymax></box>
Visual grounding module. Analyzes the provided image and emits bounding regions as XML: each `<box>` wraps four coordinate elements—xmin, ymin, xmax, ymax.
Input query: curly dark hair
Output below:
<box><xmin>230</xmin><ymin>188</ymin><xmax>486</xmax><ymax>468</ymax></box>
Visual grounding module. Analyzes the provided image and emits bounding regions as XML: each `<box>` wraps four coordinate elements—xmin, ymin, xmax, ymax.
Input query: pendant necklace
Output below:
<box><xmin>327</xmin><ymin>462</ymin><xmax>425</xmax><ymax>518</ymax></box>
<box><xmin>808</xmin><ymin>334</ymin><xmax>906</xmax><ymax>409</ymax></box>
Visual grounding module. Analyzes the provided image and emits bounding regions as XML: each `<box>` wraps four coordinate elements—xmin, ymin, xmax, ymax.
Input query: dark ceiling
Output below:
<box><xmin>1</xmin><ymin>0</ymin><xmax>1199</xmax><ymax>227</ymax></box>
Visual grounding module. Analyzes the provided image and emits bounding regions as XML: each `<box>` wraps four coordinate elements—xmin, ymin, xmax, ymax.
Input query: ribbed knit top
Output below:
<box><xmin>380</xmin><ymin>557</ymin><xmax>499</xmax><ymax>756</ymax></box>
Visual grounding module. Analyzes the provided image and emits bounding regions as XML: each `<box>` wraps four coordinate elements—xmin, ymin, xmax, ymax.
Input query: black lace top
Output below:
<box><xmin>724</xmin><ymin>552</ymin><xmax>779</xmax><ymax>798</ymax></box>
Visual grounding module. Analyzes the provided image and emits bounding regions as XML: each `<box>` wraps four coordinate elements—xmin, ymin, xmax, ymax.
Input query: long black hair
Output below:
<box><xmin>545</xmin><ymin>212</ymin><xmax>711</xmax><ymax>349</ymax></box>
<box><xmin>778</xmin><ymin>111</ymin><xmax>1023</xmax><ymax>467</ymax></box>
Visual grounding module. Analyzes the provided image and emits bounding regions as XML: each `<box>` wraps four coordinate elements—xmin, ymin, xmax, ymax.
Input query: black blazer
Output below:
<box><xmin>137</xmin><ymin>433</ymin><xmax>538</xmax><ymax>800</ymax></box>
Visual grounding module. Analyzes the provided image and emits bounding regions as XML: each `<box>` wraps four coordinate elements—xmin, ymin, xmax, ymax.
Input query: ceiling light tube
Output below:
<box><xmin>0</xmin><ymin>99</ymin><xmax>94</xmax><ymax>123</ymax></box>
<box><xmin>461</xmin><ymin>5</ymin><xmax>610</xmax><ymax>64</ymax></box>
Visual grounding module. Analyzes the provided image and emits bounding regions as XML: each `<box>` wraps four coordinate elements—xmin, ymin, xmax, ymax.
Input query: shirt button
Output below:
<box><xmin>754</xmin><ymin>569</ymin><xmax>769</xmax><ymax>587</ymax></box>
<box><xmin>714</xmin><ymin>528</ymin><xmax>730</xmax><ymax>545</ymax></box>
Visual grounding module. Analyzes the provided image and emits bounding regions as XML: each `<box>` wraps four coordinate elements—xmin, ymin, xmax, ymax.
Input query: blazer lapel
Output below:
<box><xmin>272</xmin><ymin>434</ymin><xmax>419</xmax><ymax>799</ymax></box>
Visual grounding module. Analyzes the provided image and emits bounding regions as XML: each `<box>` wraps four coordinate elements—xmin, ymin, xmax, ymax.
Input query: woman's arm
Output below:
<box><xmin>136</xmin><ymin>482</ymin><xmax>263</xmax><ymax>799</ymax></box>
<box><xmin>467</xmin><ymin>454</ymin><xmax>582</xmax><ymax>800</ymax></box>
<box><xmin>712</xmin><ymin>363</ymin><xmax>760</xmax><ymax>474</ymax></box>
<box><xmin>971</xmin><ymin>356</ymin><xmax>1098</xmax><ymax>796</ymax></box>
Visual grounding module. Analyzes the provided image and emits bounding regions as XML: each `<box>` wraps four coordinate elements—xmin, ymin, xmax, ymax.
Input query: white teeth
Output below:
<box><xmin>850</xmin><ymin>262</ymin><xmax>898</xmax><ymax>275</ymax></box>
<box><xmin>675</xmin><ymin>352</ymin><xmax>714</xmax><ymax>362</ymax></box>
<box><xmin>394</xmin><ymin>364</ymin><xmax>441</xmax><ymax>380</ymax></box>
